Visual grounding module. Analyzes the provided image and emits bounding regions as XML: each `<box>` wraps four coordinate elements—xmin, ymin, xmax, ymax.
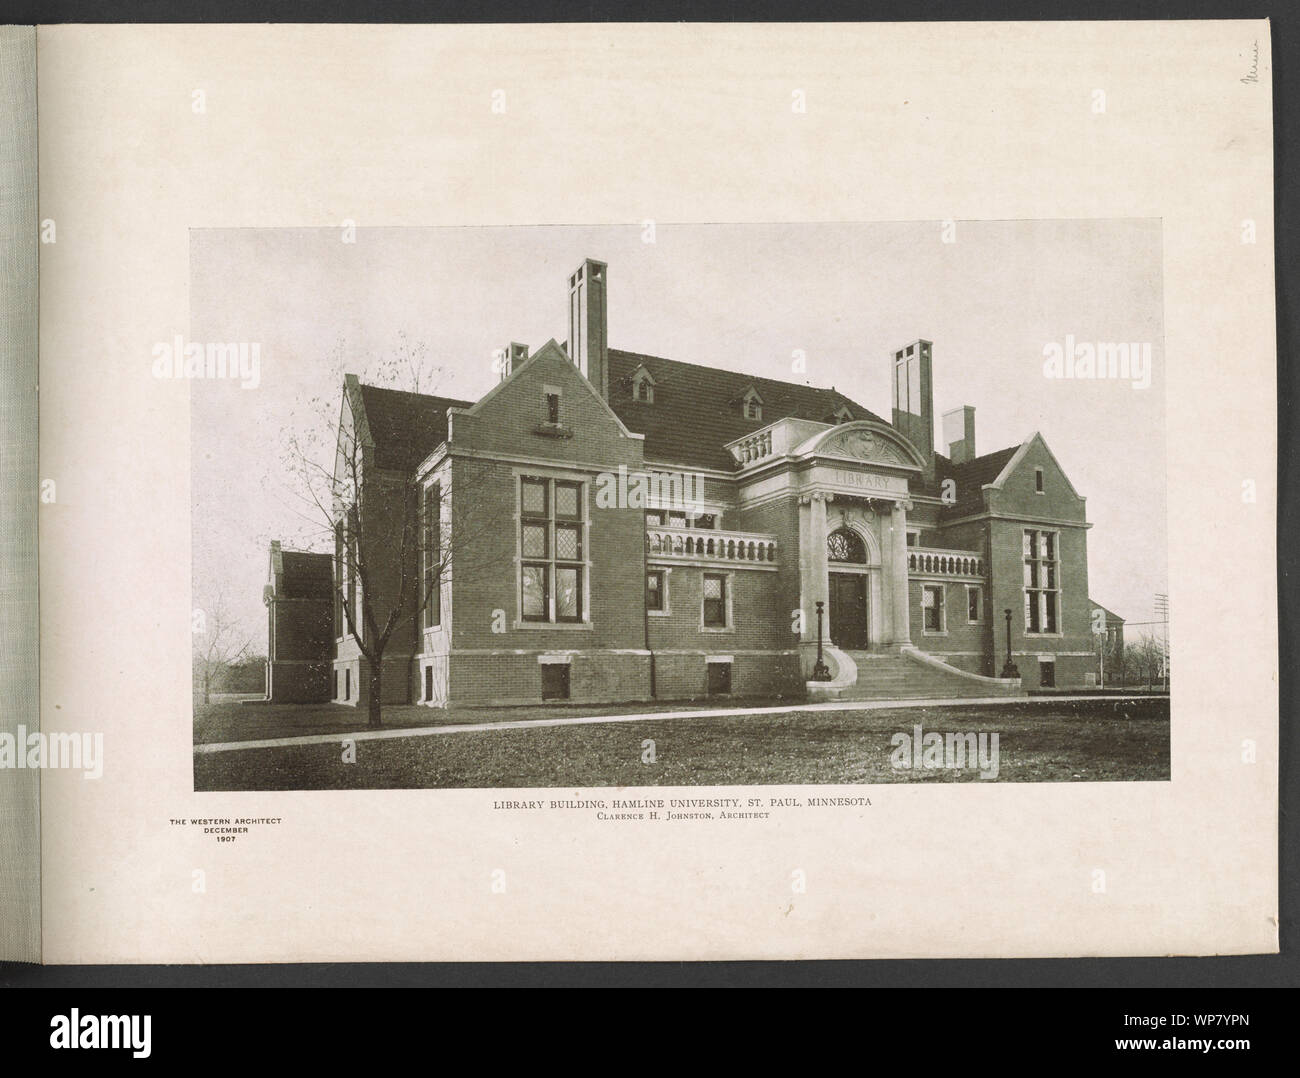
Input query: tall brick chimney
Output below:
<box><xmin>567</xmin><ymin>258</ymin><xmax>608</xmax><ymax>399</ymax></box>
<box><xmin>497</xmin><ymin>341</ymin><xmax>528</xmax><ymax>382</ymax></box>
<box><xmin>943</xmin><ymin>405</ymin><xmax>977</xmax><ymax>465</ymax></box>
<box><xmin>891</xmin><ymin>339</ymin><xmax>934</xmax><ymax>466</ymax></box>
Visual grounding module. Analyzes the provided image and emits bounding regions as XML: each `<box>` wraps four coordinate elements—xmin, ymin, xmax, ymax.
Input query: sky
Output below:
<box><xmin>190</xmin><ymin>220</ymin><xmax>1167</xmax><ymax>654</ymax></box>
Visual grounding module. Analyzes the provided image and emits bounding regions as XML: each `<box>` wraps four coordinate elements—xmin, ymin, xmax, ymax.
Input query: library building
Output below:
<box><xmin>265</xmin><ymin>258</ymin><xmax>1111</xmax><ymax>707</ymax></box>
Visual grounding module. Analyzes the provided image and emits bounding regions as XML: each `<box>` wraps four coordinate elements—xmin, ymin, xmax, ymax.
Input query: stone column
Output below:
<box><xmin>886</xmin><ymin>499</ymin><xmax>911</xmax><ymax>646</ymax></box>
<box><xmin>798</xmin><ymin>493</ymin><xmax>829</xmax><ymax>646</ymax></box>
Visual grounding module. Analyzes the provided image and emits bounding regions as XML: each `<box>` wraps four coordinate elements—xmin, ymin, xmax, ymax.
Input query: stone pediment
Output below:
<box><xmin>795</xmin><ymin>421</ymin><xmax>925</xmax><ymax>471</ymax></box>
<box><xmin>823</xmin><ymin>427</ymin><xmax>903</xmax><ymax>464</ymax></box>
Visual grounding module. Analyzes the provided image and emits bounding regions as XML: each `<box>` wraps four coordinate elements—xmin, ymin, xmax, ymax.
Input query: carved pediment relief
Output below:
<box><xmin>822</xmin><ymin>427</ymin><xmax>902</xmax><ymax>464</ymax></box>
<box><xmin>796</xmin><ymin>420</ymin><xmax>925</xmax><ymax>471</ymax></box>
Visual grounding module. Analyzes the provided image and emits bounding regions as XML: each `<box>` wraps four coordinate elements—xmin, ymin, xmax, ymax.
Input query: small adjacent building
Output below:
<box><xmin>281</xmin><ymin>258</ymin><xmax>1105</xmax><ymax>708</ymax></box>
<box><xmin>1089</xmin><ymin>600</ymin><xmax>1125</xmax><ymax>659</ymax></box>
<box><xmin>263</xmin><ymin>541</ymin><xmax>333</xmax><ymax>702</ymax></box>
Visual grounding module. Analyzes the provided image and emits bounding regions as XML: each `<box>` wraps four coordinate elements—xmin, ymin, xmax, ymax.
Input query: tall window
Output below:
<box><xmin>423</xmin><ymin>483</ymin><xmax>441</xmax><ymax>628</ymax></box>
<box><xmin>333</xmin><ymin>520</ymin><xmax>343</xmax><ymax>636</ymax></box>
<box><xmin>966</xmin><ymin>584</ymin><xmax>983</xmax><ymax>623</ymax></box>
<box><xmin>922</xmin><ymin>584</ymin><xmax>945</xmax><ymax>632</ymax></box>
<box><xmin>343</xmin><ymin>509</ymin><xmax>358</xmax><ymax>634</ymax></box>
<box><xmin>520</xmin><ymin>476</ymin><xmax>585</xmax><ymax>623</ymax></box>
<box><xmin>703</xmin><ymin>573</ymin><xmax>728</xmax><ymax>628</ymax></box>
<box><xmin>1024</xmin><ymin>529</ymin><xmax>1059</xmax><ymax>633</ymax></box>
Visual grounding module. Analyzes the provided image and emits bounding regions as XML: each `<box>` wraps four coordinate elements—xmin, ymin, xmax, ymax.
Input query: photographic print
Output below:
<box><xmin>189</xmin><ymin>220</ymin><xmax>1169</xmax><ymax>791</ymax></box>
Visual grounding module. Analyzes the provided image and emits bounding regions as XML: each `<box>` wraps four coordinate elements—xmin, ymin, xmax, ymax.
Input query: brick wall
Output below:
<box><xmin>984</xmin><ymin>436</ymin><xmax>1092</xmax><ymax>686</ymax></box>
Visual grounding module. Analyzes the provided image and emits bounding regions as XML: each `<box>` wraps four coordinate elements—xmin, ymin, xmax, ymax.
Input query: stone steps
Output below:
<box><xmin>832</xmin><ymin>651</ymin><xmax>1016</xmax><ymax>701</ymax></box>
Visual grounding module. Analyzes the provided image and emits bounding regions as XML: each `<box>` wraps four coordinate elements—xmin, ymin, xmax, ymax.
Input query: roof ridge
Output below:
<box><xmin>358</xmin><ymin>381</ymin><xmax>475</xmax><ymax>407</ymax></box>
<box><xmin>609</xmin><ymin>347</ymin><xmax>847</xmax><ymax>398</ymax></box>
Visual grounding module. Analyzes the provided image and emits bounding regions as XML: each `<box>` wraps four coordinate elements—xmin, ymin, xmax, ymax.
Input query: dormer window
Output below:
<box><xmin>832</xmin><ymin>404</ymin><xmax>853</xmax><ymax>424</ymax></box>
<box><xmin>741</xmin><ymin>386</ymin><xmax>764</xmax><ymax>421</ymax></box>
<box><xmin>631</xmin><ymin>366</ymin><xmax>656</xmax><ymax>404</ymax></box>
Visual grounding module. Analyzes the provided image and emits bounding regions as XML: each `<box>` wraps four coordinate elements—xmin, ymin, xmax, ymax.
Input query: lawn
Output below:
<box><xmin>193</xmin><ymin>697</ymin><xmax>1169</xmax><ymax>790</ymax></box>
<box><xmin>193</xmin><ymin>696</ymin><xmax>798</xmax><ymax>745</ymax></box>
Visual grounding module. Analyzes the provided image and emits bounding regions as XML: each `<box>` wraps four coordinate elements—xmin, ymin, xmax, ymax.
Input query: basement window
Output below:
<box><xmin>1039</xmin><ymin>658</ymin><xmax>1056</xmax><ymax>688</ymax></box>
<box><xmin>707</xmin><ymin>660</ymin><xmax>732</xmax><ymax>696</ymax></box>
<box><xmin>541</xmin><ymin>662</ymin><xmax>571</xmax><ymax>701</ymax></box>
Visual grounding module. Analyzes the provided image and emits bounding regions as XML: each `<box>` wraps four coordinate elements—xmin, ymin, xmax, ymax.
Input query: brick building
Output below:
<box><xmin>263</xmin><ymin>541</ymin><xmax>333</xmax><ymax>702</ymax></box>
<box><xmin>287</xmin><ymin>258</ymin><xmax>1102</xmax><ymax>708</ymax></box>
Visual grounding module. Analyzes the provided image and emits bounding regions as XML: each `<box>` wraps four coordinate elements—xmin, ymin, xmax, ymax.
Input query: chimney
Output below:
<box><xmin>891</xmin><ymin>339</ymin><xmax>934</xmax><ymax>467</ymax></box>
<box><xmin>567</xmin><ymin>258</ymin><xmax>609</xmax><ymax>399</ymax></box>
<box><xmin>497</xmin><ymin>341</ymin><xmax>528</xmax><ymax>382</ymax></box>
<box><xmin>943</xmin><ymin>405</ymin><xmax>977</xmax><ymax>465</ymax></box>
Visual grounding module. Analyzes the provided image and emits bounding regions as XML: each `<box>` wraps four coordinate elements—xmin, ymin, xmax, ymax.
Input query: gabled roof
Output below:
<box><xmin>356</xmin><ymin>382</ymin><xmax>474</xmax><ymax>471</ymax></box>
<box><xmin>987</xmin><ymin>431</ymin><xmax>1085</xmax><ymax>503</ymax></box>
<box><xmin>932</xmin><ymin>445</ymin><xmax>1021</xmax><ymax>515</ymax></box>
<box><xmin>269</xmin><ymin>543</ymin><xmax>333</xmax><ymax>600</ymax></box>
<box><xmin>1089</xmin><ymin>600</ymin><xmax>1125</xmax><ymax>624</ymax></box>
<box><xmin>607</xmin><ymin>348</ymin><xmax>886</xmax><ymax>472</ymax></box>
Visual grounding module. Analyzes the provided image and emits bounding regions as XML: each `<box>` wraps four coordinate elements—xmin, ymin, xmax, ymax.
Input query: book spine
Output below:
<box><xmin>0</xmin><ymin>25</ymin><xmax>41</xmax><ymax>965</ymax></box>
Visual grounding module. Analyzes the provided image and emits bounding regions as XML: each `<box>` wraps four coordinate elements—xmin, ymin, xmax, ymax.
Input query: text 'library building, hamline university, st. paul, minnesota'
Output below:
<box><xmin>262</xmin><ymin>258</ymin><xmax>1114</xmax><ymax>709</ymax></box>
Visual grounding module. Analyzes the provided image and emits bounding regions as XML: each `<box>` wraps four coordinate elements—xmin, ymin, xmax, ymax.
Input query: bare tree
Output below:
<box><xmin>1128</xmin><ymin>635</ymin><xmax>1164</xmax><ymax>690</ymax></box>
<box><xmin>279</xmin><ymin>336</ymin><xmax>511</xmax><ymax>727</ymax></box>
<box><xmin>193</xmin><ymin>592</ymin><xmax>254</xmax><ymax>705</ymax></box>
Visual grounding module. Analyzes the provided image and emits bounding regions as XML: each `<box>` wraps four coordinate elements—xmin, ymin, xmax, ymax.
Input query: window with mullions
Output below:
<box><xmin>703</xmin><ymin>573</ymin><xmax>728</xmax><ymax>628</ymax></box>
<box><xmin>520</xmin><ymin>477</ymin><xmax>585</xmax><ymax>623</ymax></box>
<box><xmin>645</xmin><ymin>509</ymin><xmax>718</xmax><ymax>529</ymax></box>
<box><xmin>422</xmin><ymin>483</ymin><xmax>441</xmax><ymax>628</ymax></box>
<box><xmin>333</xmin><ymin>520</ymin><xmax>343</xmax><ymax>636</ymax></box>
<box><xmin>646</xmin><ymin>570</ymin><xmax>666</xmax><ymax>612</ymax></box>
<box><xmin>922</xmin><ymin>584</ymin><xmax>945</xmax><ymax>632</ymax></box>
<box><xmin>1023</xmin><ymin>529</ymin><xmax>1060</xmax><ymax>634</ymax></box>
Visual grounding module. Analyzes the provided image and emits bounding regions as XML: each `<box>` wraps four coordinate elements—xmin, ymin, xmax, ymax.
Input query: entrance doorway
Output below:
<box><xmin>828</xmin><ymin>572</ymin><xmax>869</xmax><ymax>649</ymax></box>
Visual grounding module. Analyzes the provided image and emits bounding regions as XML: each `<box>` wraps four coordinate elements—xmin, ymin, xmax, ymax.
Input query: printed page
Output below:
<box><xmin>35</xmin><ymin>21</ymin><xmax>1276</xmax><ymax>962</ymax></box>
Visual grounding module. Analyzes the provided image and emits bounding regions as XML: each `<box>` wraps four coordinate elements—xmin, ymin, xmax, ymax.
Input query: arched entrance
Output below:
<box><xmin>827</xmin><ymin>527</ymin><xmax>870</xmax><ymax>649</ymax></box>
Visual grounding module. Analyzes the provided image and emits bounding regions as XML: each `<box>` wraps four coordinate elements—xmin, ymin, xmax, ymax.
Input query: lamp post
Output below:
<box><xmin>812</xmin><ymin>600</ymin><xmax>832</xmax><ymax>681</ymax></box>
<box><xmin>1000</xmin><ymin>607</ymin><xmax>1020</xmax><ymax>679</ymax></box>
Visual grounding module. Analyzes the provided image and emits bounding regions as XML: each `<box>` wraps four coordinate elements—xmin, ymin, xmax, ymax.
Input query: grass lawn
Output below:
<box><xmin>193</xmin><ymin>697</ymin><xmax>1169</xmax><ymax>790</ymax></box>
<box><xmin>193</xmin><ymin>696</ymin><xmax>799</xmax><ymax>745</ymax></box>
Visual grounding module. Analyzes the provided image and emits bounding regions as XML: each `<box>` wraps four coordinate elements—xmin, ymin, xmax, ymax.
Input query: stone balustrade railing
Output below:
<box><xmin>908</xmin><ymin>546</ymin><xmax>985</xmax><ymax>578</ymax></box>
<box><xmin>646</xmin><ymin>526</ymin><xmax>778</xmax><ymax>565</ymax></box>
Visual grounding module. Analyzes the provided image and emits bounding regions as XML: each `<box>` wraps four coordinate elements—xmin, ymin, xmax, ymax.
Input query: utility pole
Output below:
<box><xmin>1154</xmin><ymin>593</ymin><xmax>1169</xmax><ymax>693</ymax></box>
